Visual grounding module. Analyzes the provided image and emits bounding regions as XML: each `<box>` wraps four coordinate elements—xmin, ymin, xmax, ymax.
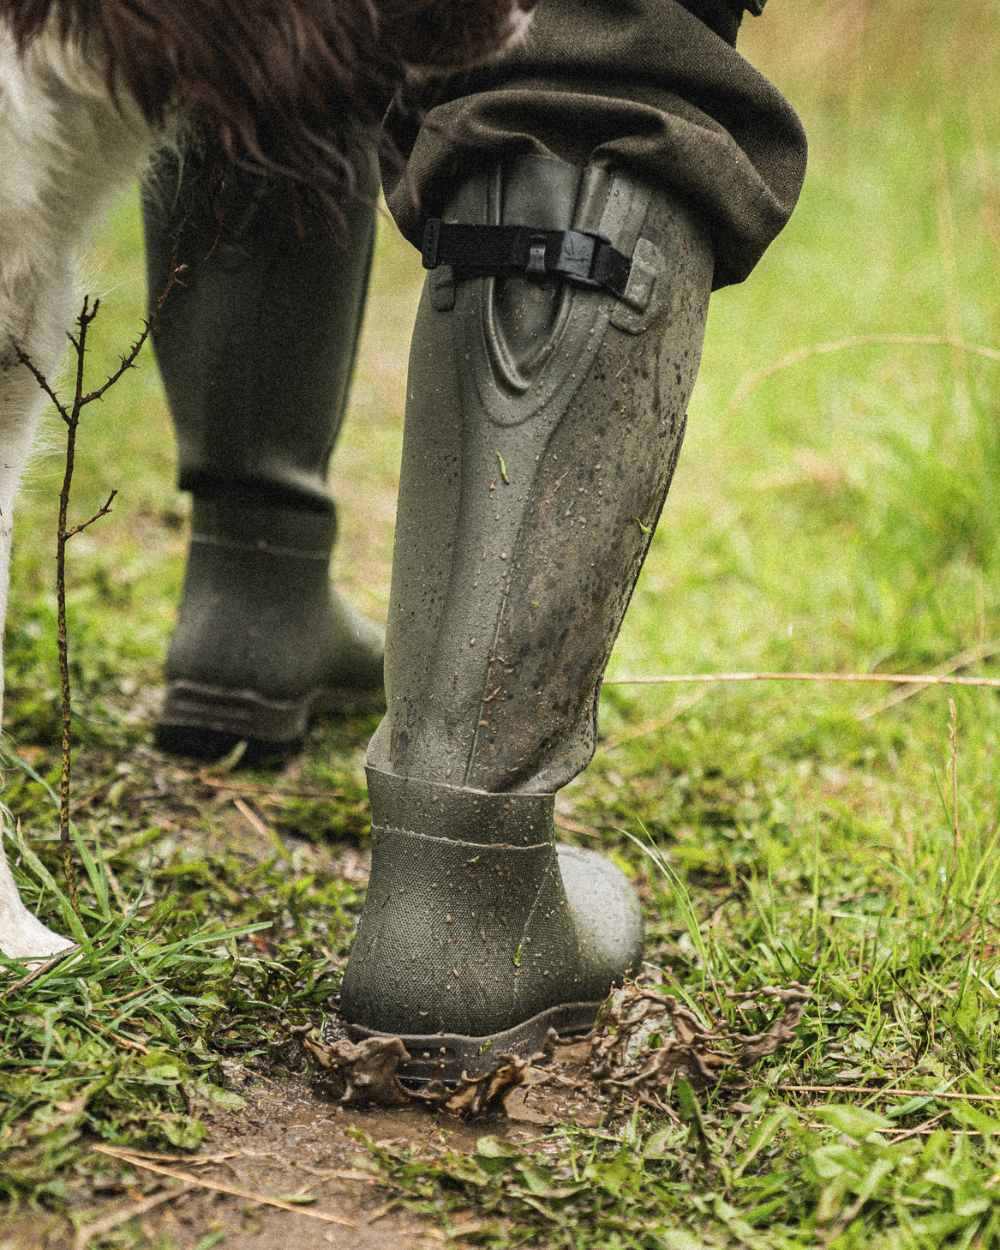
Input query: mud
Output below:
<box><xmin>3</xmin><ymin>1046</ymin><xmax>603</xmax><ymax>1250</ymax></box>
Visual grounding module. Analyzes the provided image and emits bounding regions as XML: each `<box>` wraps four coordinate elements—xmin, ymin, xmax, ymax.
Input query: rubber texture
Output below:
<box><xmin>156</xmin><ymin>679</ymin><xmax>384</xmax><ymax>761</ymax></box>
<box><xmin>341</xmin><ymin>158</ymin><xmax>710</xmax><ymax>1052</ymax></box>
<box><xmin>347</xmin><ymin>1000</ymin><xmax>600</xmax><ymax>1085</ymax></box>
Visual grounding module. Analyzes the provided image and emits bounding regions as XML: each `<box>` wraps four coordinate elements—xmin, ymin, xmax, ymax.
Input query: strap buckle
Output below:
<box><xmin>421</xmin><ymin>220</ymin><xmax>634</xmax><ymax>301</ymax></box>
<box><xmin>547</xmin><ymin>230</ymin><xmax>606</xmax><ymax>289</ymax></box>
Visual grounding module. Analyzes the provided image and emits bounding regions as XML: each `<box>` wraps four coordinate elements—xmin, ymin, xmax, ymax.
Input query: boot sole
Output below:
<box><xmin>346</xmin><ymin>1000</ymin><xmax>600</xmax><ymax>1086</ymax></box>
<box><xmin>156</xmin><ymin>679</ymin><xmax>384</xmax><ymax>762</ymax></box>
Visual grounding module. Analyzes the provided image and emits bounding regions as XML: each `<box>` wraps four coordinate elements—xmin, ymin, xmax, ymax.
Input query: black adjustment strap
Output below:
<box><xmin>421</xmin><ymin>220</ymin><xmax>634</xmax><ymax>300</ymax></box>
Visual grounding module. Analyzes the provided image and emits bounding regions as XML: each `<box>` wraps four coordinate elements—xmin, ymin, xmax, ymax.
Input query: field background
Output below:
<box><xmin>2</xmin><ymin>1</ymin><xmax>998</xmax><ymax>1246</ymax></box>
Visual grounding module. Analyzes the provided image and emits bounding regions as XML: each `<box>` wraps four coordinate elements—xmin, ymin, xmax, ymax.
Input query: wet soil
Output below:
<box><xmin>5</xmin><ymin>1049</ymin><xmax>601</xmax><ymax>1250</ymax></box>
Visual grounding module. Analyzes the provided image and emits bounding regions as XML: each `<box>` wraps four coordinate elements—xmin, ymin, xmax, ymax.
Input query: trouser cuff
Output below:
<box><xmin>382</xmin><ymin>0</ymin><xmax>805</xmax><ymax>289</ymax></box>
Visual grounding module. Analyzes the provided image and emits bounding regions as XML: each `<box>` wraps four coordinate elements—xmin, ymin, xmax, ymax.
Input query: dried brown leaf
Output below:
<box><xmin>303</xmin><ymin>1034</ymin><xmax>412</xmax><ymax>1108</ymax></box>
<box><xmin>589</xmin><ymin>981</ymin><xmax>811</xmax><ymax>1101</ymax></box>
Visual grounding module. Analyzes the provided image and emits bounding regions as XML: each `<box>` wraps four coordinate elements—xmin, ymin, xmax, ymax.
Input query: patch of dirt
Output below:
<box><xmin>27</xmin><ymin>1061</ymin><xmax>601</xmax><ymax>1250</ymax></box>
<box><xmin>104</xmin><ymin>1077</ymin><xmax>464</xmax><ymax>1250</ymax></box>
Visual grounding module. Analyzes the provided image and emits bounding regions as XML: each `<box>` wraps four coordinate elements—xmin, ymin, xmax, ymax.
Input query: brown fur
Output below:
<box><xmin>3</xmin><ymin>0</ymin><xmax>527</xmax><ymax>197</ymax></box>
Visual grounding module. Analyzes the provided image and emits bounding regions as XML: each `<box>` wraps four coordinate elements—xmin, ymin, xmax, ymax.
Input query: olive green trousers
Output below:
<box><xmin>383</xmin><ymin>0</ymin><xmax>806</xmax><ymax>289</ymax></box>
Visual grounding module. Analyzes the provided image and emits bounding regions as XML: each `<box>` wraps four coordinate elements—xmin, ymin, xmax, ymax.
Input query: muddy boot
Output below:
<box><xmin>143</xmin><ymin>148</ymin><xmax>384</xmax><ymax>760</ymax></box>
<box><xmin>340</xmin><ymin>156</ymin><xmax>714</xmax><ymax>1080</ymax></box>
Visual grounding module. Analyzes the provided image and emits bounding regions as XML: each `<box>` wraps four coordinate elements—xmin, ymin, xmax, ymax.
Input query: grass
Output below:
<box><xmin>1</xmin><ymin>0</ymin><xmax>998</xmax><ymax>1244</ymax></box>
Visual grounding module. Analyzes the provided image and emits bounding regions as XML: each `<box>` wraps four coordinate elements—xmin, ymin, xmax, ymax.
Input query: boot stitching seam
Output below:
<box><xmin>513</xmin><ymin>849</ymin><xmax>561</xmax><ymax>1003</ymax></box>
<box><xmin>375</xmin><ymin>824</ymin><xmax>549</xmax><ymax>852</ymax></box>
<box><xmin>190</xmin><ymin>533</ymin><xmax>329</xmax><ymax>559</ymax></box>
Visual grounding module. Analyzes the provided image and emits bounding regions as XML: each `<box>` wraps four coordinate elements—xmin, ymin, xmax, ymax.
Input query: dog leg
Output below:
<box><xmin>0</xmin><ymin>232</ymin><xmax>77</xmax><ymax>702</ymax></box>
<box><xmin>0</xmin><ymin>243</ymin><xmax>78</xmax><ymax>960</ymax></box>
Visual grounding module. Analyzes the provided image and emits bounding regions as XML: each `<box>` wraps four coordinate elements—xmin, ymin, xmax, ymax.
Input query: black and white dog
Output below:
<box><xmin>0</xmin><ymin>0</ymin><xmax>535</xmax><ymax>957</ymax></box>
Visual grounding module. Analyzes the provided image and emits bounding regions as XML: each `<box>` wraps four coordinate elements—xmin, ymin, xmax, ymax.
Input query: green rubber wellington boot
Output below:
<box><xmin>143</xmin><ymin>148</ymin><xmax>384</xmax><ymax>759</ymax></box>
<box><xmin>340</xmin><ymin>156</ymin><xmax>714</xmax><ymax>1080</ymax></box>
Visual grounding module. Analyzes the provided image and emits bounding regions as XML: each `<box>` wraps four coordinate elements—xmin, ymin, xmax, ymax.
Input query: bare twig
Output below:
<box><xmin>73</xmin><ymin>1184</ymin><xmax>193</xmax><ymax>1250</ymax></box>
<box><xmin>57</xmin><ymin>301</ymin><xmax>140</xmax><ymax>907</ymax></box>
<box><xmin>91</xmin><ymin>1145</ymin><xmax>359</xmax><ymax>1228</ymax></box>
<box><xmin>65</xmin><ymin>490</ymin><xmax>118</xmax><ymax>541</ymax></box>
<box><xmin>858</xmin><ymin>638</ymin><xmax>1000</xmax><ymax>720</ymax></box>
<box><xmin>605</xmin><ymin>671</ymin><xmax>1000</xmax><ymax>690</ymax></box>
<box><xmin>726</xmin><ymin>333</ymin><xmax>1000</xmax><ymax>415</ymax></box>
<box><xmin>233</xmin><ymin>797</ymin><xmax>272</xmax><ymax>840</ymax></box>
<box><xmin>99</xmin><ymin>1149</ymin><xmax>240</xmax><ymax>1166</ymax></box>
<box><xmin>775</xmin><ymin>1084</ymin><xmax>1000</xmax><ymax>1103</ymax></box>
<box><xmin>948</xmin><ymin>700</ymin><xmax>961</xmax><ymax>851</ymax></box>
<box><xmin>883</xmin><ymin>1112</ymin><xmax>950</xmax><ymax>1143</ymax></box>
<box><xmin>0</xmin><ymin>945</ymin><xmax>76</xmax><ymax>999</ymax></box>
<box><xmin>15</xmin><ymin>296</ymin><xmax>151</xmax><ymax>911</ymax></box>
<box><xmin>12</xmin><ymin>351</ymin><xmax>71</xmax><ymax>424</ymax></box>
<box><xmin>80</xmin><ymin>322</ymin><xmax>150</xmax><ymax>407</ymax></box>
<box><xmin>195</xmin><ymin>771</ymin><xmax>345</xmax><ymax>801</ymax></box>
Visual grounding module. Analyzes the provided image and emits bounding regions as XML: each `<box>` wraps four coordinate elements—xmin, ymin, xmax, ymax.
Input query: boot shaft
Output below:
<box><xmin>368</xmin><ymin>157</ymin><xmax>714</xmax><ymax>794</ymax></box>
<box><xmin>143</xmin><ymin>144</ymin><xmax>377</xmax><ymax>513</ymax></box>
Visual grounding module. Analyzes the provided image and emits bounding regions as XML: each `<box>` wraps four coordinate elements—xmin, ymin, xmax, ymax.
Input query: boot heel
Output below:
<box><xmin>347</xmin><ymin>1001</ymin><xmax>599</xmax><ymax>1085</ymax></box>
<box><xmin>156</xmin><ymin>679</ymin><xmax>310</xmax><ymax>759</ymax></box>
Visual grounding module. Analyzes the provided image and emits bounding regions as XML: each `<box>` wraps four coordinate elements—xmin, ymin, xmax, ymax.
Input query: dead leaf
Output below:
<box><xmin>303</xmin><ymin>1027</ymin><xmax>549</xmax><ymax>1118</ymax></box>
<box><xmin>412</xmin><ymin>1051</ymin><xmax>543</xmax><ymax>1118</ymax></box>
<box><xmin>304</xmin><ymin>1034</ymin><xmax>412</xmax><ymax>1108</ymax></box>
<box><xmin>589</xmin><ymin>981</ymin><xmax>811</xmax><ymax>1101</ymax></box>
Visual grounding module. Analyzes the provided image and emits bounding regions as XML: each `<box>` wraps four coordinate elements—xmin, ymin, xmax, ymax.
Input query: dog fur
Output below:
<box><xmin>0</xmin><ymin>0</ymin><xmax>533</xmax><ymax>956</ymax></box>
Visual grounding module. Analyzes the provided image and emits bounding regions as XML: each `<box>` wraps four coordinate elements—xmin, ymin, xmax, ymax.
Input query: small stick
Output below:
<box><xmin>73</xmin><ymin>1184</ymin><xmax>193</xmax><ymax>1250</ymax></box>
<box><xmin>0</xmin><ymin>945</ymin><xmax>76</xmax><ymax>999</ymax></box>
<box><xmin>858</xmin><ymin>638</ymin><xmax>1000</xmax><ymax>720</ymax></box>
<box><xmin>605</xmin><ymin>671</ymin><xmax>1000</xmax><ymax>689</ymax></box>
<box><xmin>233</xmin><ymin>797</ymin><xmax>272</xmax><ymax>840</ymax></box>
<box><xmin>775</xmin><ymin>1084</ymin><xmax>1000</xmax><ymax>1103</ymax></box>
<box><xmin>92</xmin><ymin>1145</ymin><xmax>359</xmax><ymax>1228</ymax></box>
<box><xmin>102</xmin><ymin>1149</ymin><xmax>240</xmax><ymax>1166</ymax></box>
<box><xmin>196</xmin><ymin>772</ymin><xmax>345</xmax><ymax>801</ymax></box>
<box><xmin>949</xmin><ymin>700</ymin><xmax>961</xmax><ymax>850</ymax></box>
<box><xmin>16</xmin><ymin>296</ymin><xmax>149</xmax><ymax>911</ymax></box>
<box><xmin>883</xmin><ymin>1112</ymin><xmax>950</xmax><ymax>1143</ymax></box>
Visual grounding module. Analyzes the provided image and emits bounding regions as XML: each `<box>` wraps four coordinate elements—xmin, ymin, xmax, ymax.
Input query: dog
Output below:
<box><xmin>0</xmin><ymin>0</ymin><xmax>536</xmax><ymax>958</ymax></box>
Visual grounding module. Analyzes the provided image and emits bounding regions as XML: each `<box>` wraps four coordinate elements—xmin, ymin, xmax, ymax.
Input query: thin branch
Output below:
<box><xmin>73</xmin><ymin>1186</ymin><xmax>193</xmax><ymax>1250</ymax></box>
<box><xmin>65</xmin><ymin>490</ymin><xmax>118</xmax><ymax>541</ymax></box>
<box><xmin>605</xmin><ymin>671</ymin><xmax>1000</xmax><ymax>690</ymax></box>
<box><xmin>195</xmin><ymin>771</ymin><xmax>345</xmax><ymax>801</ymax></box>
<box><xmin>71</xmin><ymin>297</ymin><xmax>97</xmax><ymax>415</ymax></box>
<box><xmin>727</xmin><ymin>333</ymin><xmax>1000</xmax><ymax>415</ymax></box>
<box><xmin>55</xmin><ymin>350</ymin><xmax>83</xmax><ymax>909</ymax></box>
<box><xmin>10</xmin><ymin>345</ymin><xmax>71</xmax><ymax>424</ymax></box>
<box><xmin>15</xmin><ymin>275</ymin><xmax>180</xmax><ymax>913</ymax></box>
<box><xmin>858</xmin><ymin>638</ymin><xmax>1000</xmax><ymax>720</ymax></box>
<box><xmin>775</xmin><ymin>1084</ymin><xmax>1000</xmax><ymax>1103</ymax></box>
<box><xmin>153</xmin><ymin>260</ymin><xmax>188</xmax><ymax>316</ymax></box>
<box><xmin>92</xmin><ymin>1146</ymin><xmax>359</xmax><ymax>1228</ymax></box>
<box><xmin>20</xmin><ymin>295</ymin><xmax>145</xmax><ymax>910</ymax></box>
<box><xmin>0</xmin><ymin>946</ymin><xmax>76</xmax><ymax>999</ymax></box>
<box><xmin>81</xmin><ymin>324</ymin><xmax>150</xmax><ymax>407</ymax></box>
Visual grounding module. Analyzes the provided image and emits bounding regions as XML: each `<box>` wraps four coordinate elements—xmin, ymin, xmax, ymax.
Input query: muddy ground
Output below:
<box><xmin>4</xmin><ymin>1047</ymin><xmax>603</xmax><ymax>1250</ymax></box>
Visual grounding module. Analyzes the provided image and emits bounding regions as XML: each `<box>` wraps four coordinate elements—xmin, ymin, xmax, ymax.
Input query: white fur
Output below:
<box><xmin>0</xmin><ymin>3</ymin><xmax>532</xmax><ymax>958</ymax></box>
<box><xmin>0</xmin><ymin>25</ymin><xmax>155</xmax><ymax>957</ymax></box>
<box><xmin>0</xmin><ymin>27</ymin><xmax>154</xmax><ymax>705</ymax></box>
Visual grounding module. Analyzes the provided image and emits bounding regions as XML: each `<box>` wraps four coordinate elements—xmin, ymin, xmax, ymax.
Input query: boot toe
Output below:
<box><xmin>325</xmin><ymin>590</ymin><xmax>385</xmax><ymax>693</ymax></box>
<box><xmin>557</xmin><ymin>844</ymin><xmax>644</xmax><ymax>993</ymax></box>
